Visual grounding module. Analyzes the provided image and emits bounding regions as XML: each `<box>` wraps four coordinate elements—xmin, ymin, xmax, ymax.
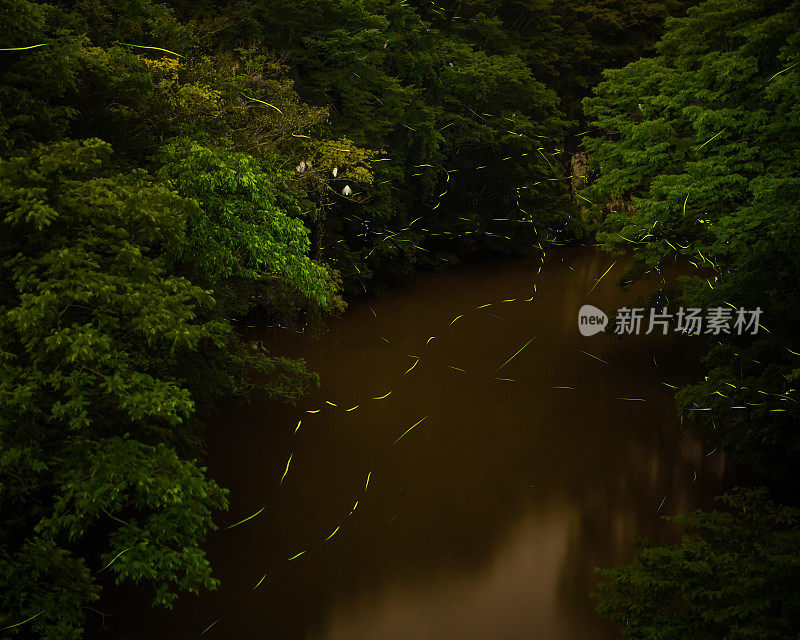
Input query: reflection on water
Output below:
<box><xmin>106</xmin><ymin>247</ymin><xmax>730</xmax><ymax>640</ymax></box>
<box><xmin>312</xmin><ymin>509</ymin><xmax>574</xmax><ymax>640</ymax></box>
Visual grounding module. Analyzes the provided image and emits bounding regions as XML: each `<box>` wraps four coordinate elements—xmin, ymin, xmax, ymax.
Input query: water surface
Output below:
<box><xmin>109</xmin><ymin>247</ymin><xmax>728</xmax><ymax>640</ymax></box>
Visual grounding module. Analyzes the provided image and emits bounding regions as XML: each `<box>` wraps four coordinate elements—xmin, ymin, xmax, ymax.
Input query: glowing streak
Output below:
<box><xmin>657</xmin><ymin>495</ymin><xmax>667</xmax><ymax>511</ymax></box>
<box><xmin>697</xmin><ymin>130</ymin><xmax>724</xmax><ymax>149</ymax></box>
<box><xmin>426</xmin><ymin>336</ymin><xmax>436</xmax><ymax>345</ymax></box>
<box><xmin>291</xmin><ymin>133</ymin><xmax>311</xmax><ymax>138</ymax></box>
<box><xmin>450</xmin><ymin>314</ymin><xmax>463</xmax><ymax>325</ymax></box>
<box><xmin>0</xmin><ymin>611</ymin><xmax>45</xmax><ymax>631</ymax></box>
<box><xmin>618</xmin><ymin>397</ymin><xmax>646</xmax><ymax>401</ymax></box>
<box><xmin>306</xmin><ymin>409</ymin><xmax>321</xmax><ymax>413</ymax></box>
<box><xmin>226</xmin><ymin>506</ymin><xmax>265</xmax><ymax>529</ymax></box>
<box><xmin>393</xmin><ymin>416</ymin><xmax>429</xmax><ymax>445</ymax></box>
<box><xmin>280</xmin><ymin>455</ymin><xmax>292</xmax><ymax>485</ymax></box>
<box><xmin>345</xmin><ymin>405</ymin><xmax>359</xmax><ymax>412</ymax></box>
<box><xmin>365</xmin><ymin>472</ymin><xmax>372</xmax><ymax>491</ymax></box>
<box><xmin>121</xmin><ymin>43</ymin><xmax>184</xmax><ymax>57</ymax></box>
<box><xmin>537</xmin><ymin>148</ymin><xmax>554</xmax><ymax>168</ymax></box>
<box><xmin>551</xmin><ymin>386</ymin><xmax>574</xmax><ymax>389</ymax></box>
<box><xmin>200</xmin><ymin>620</ymin><xmax>220</xmax><ymax>636</ymax></box>
<box><xmin>579</xmin><ymin>350</ymin><xmax>608</xmax><ymax>364</ymax></box>
<box><xmin>476</xmin><ymin>303</ymin><xmax>492</xmax><ymax>309</ymax></box>
<box><xmin>446</xmin><ymin>365</ymin><xmax>466</xmax><ymax>372</ymax></box>
<box><xmin>767</xmin><ymin>61</ymin><xmax>799</xmax><ymax>82</ymax></box>
<box><xmin>99</xmin><ymin>546</ymin><xmax>132</xmax><ymax>571</ymax></box>
<box><xmin>494</xmin><ymin>337</ymin><xmax>536</xmax><ymax>373</ymax></box>
<box><xmin>239</xmin><ymin>92</ymin><xmax>283</xmax><ymax>114</ymax></box>
<box><xmin>662</xmin><ymin>382</ymin><xmax>679</xmax><ymax>389</ymax></box>
<box><xmin>682</xmin><ymin>192</ymin><xmax>690</xmax><ymax>216</ymax></box>
<box><xmin>588</xmin><ymin>261</ymin><xmax>616</xmax><ymax>294</ymax></box>
<box><xmin>286</xmin><ymin>551</ymin><xmax>306</xmax><ymax>561</ymax></box>
<box><xmin>294</xmin><ymin>420</ymin><xmax>302</xmax><ymax>433</ymax></box>
<box><xmin>697</xmin><ymin>250</ymin><xmax>715</xmax><ymax>268</ymax></box>
<box><xmin>325</xmin><ymin>401</ymin><xmax>338</xmax><ymax>406</ymax></box>
<box><xmin>252</xmin><ymin>574</ymin><xmax>267</xmax><ymax>590</ymax></box>
<box><xmin>325</xmin><ymin>526</ymin><xmax>341</xmax><ymax>541</ymax></box>
<box><xmin>404</xmin><ymin>358</ymin><xmax>419</xmax><ymax>375</ymax></box>
<box><xmin>0</xmin><ymin>43</ymin><xmax>49</xmax><ymax>51</ymax></box>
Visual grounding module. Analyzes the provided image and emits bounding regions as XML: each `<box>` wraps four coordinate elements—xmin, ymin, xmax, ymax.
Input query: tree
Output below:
<box><xmin>594</xmin><ymin>489</ymin><xmax>800</xmax><ymax>640</ymax></box>
<box><xmin>154</xmin><ymin>137</ymin><xmax>343</xmax><ymax>313</ymax></box>
<box><xmin>0</xmin><ymin>139</ymin><xmax>318</xmax><ymax>637</ymax></box>
<box><xmin>582</xmin><ymin>0</ymin><xmax>800</xmax><ymax>479</ymax></box>
<box><xmin>582</xmin><ymin>2</ymin><xmax>800</xmax><ymax>635</ymax></box>
<box><xmin>196</xmin><ymin>0</ymin><xmax>573</xmax><ymax>281</ymax></box>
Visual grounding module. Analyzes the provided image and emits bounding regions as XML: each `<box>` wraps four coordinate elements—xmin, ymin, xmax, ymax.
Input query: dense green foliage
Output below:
<box><xmin>582</xmin><ymin>0</ymin><xmax>800</xmax><ymax>634</ymax></box>
<box><xmin>6</xmin><ymin>0</ymin><xmax>776</xmax><ymax>636</ymax></box>
<box><xmin>583</xmin><ymin>0</ymin><xmax>800</xmax><ymax>479</ymax></box>
<box><xmin>154</xmin><ymin>138</ymin><xmax>340</xmax><ymax>310</ymax></box>
<box><xmin>0</xmin><ymin>138</ymin><xmax>319</xmax><ymax>637</ymax></box>
<box><xmin>595</xmin><ymin>489</ymin><xmax>800</xmax><ymax>640</ymax></box>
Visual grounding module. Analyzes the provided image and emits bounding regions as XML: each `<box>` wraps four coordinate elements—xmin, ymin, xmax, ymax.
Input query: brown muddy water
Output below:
<box><xmin>107</xmin><ymin>246</ymin><xmax>730</xmax><ymax>640</ymax></box>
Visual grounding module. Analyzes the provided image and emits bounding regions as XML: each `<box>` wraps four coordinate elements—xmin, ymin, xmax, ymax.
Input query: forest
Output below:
<box><xmin>0</xmin><ymin>0</ymin><xmax>798</xmax><ymax>638</ymax></box>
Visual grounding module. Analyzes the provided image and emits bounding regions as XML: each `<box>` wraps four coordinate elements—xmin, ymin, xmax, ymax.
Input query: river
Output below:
<box><xmin>108</xmin><ymin>246</ymin><xmax>730</xmax><ymax>640</ymax></box>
